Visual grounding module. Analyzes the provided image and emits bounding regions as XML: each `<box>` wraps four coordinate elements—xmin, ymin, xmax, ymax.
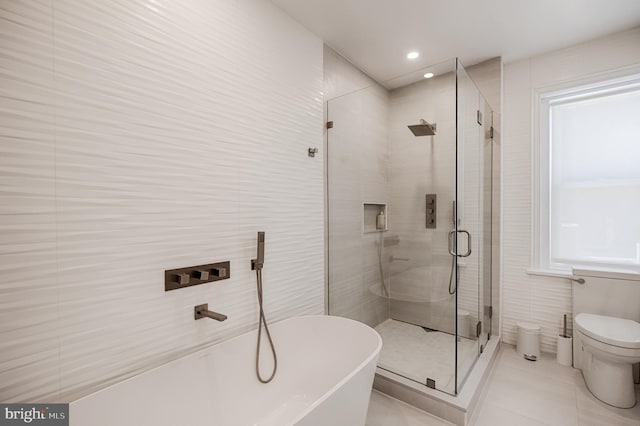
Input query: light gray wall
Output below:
<box><xmin>502</xmin><ymin>27</ymin><xmax>640</xmax><ymax>353</ymax></box>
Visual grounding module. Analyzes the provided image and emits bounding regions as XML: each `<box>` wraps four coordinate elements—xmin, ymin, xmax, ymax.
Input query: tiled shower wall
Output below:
<box><xmin>386</xmin><ymin>71</ymin><xmax>460</xmax><ymax>332</ymax></box>
<box><xmin>502</xmin><ymin>27</ymin><xmax>640</xmax><ymax>352</ymax></box>
<box><xmin>325</xmin><ymin>50</ymin><xmax>503</xmax><ymax>339</ymax></box>
<box><xmin>387</xmin><ymin>63</ymin><xmax>499</xmax><ymax>341</ymax></box>
<box><xmin>324</xmin><ymin>46</ymin><xmax>390</xmax><ymax>327</ymax></box>
<box><xmin>0</xmin><ymin>0</ymin><xmax>323</xmax><ymax>402</ymax></box>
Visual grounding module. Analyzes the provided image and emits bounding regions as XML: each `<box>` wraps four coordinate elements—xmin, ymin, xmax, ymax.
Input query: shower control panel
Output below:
<box><xmin>164</xmin><ymin>261</ymin><xmax>230</xmax><ymax>291</ymax></box>
<box><xmin>425</xmin><ymin>194</ymin><xmax>437</xmax><ymax>229</ymax></box>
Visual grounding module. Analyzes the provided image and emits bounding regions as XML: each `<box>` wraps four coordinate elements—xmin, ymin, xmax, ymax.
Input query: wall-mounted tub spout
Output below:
<box><xmin>194</xmin><ymin>304</ymin><xmax>227</xmax><ymax>321</ymax></box>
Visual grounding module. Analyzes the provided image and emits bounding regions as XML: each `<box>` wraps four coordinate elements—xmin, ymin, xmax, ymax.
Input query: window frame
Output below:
<box><xmin>532</xmin><ymin>66</ymin><xmax>640</xmax><ymax>273</ymax></box>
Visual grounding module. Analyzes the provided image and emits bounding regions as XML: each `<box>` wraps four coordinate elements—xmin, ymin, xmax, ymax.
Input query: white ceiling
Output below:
<box><xmin>271</xmin><ymin>0</ymin><xmax>640</xmax><ymax>83</ymax></box>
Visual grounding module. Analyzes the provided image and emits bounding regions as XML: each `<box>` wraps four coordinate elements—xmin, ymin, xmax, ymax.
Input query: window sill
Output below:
<box><xmin>526</xmin><ymin>269</ymin><xmax>573</xmax><ymax>280</ymax></box>
<box><xmin>527</xmin><ymin>268</ymin><xmax>640</xmax><ymax>282</ymax></box>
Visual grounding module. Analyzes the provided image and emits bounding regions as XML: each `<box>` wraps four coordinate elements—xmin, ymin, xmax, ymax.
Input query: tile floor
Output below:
<box><xmin>365</xmin><ymin>390</ymin><xmax>453</xmax><ymax>426</ymax></box>
<box><xmin>375</xmin><ymin>319</ymin><xmax>478</xmax><ymax>394</ymax></box>
<box><xmin>366</xmin><ymin>343</ymin><xmax>640</xmax><ymax>426</ymax></box>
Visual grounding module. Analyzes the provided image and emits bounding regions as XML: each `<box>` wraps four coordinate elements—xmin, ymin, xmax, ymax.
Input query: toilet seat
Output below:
<box><xmin>575</xmin><ymin>313</ymin><xmax>640</xmax><ymax>349</ymax></box>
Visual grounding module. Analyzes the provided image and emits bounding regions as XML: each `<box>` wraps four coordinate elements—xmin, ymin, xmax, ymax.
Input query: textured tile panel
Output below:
<box><xmin>1</xmin><ymin>0</ymin><xmax>323</xmax><ymax>402</ymax></box>
<box><xmin>0</xmin><ymin>0</ymin><xmax>61</xmax><ymax>403</ymax></box>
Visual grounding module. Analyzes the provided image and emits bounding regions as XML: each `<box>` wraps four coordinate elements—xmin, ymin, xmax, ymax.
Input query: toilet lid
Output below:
<box><xmin>575</xmin><ymin>313</ymin><xmax>640</xmax><ymax>349</ymax></box>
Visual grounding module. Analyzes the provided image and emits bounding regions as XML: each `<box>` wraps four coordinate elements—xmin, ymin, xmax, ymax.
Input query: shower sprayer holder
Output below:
<box><xmin>251</xmin><ymin>258</ymin><xmax>260</xmax><ymax>270</ymax></box>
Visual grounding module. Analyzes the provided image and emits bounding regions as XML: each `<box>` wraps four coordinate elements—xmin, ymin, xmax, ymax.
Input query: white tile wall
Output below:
<box><xmin>0</xmin><ymin>2</ymin><xmax>59</xmax><ymax>402</ymax></box>
<box><xmin>502</xmin><ymin>27</ymin><xmax>640</xmax><ymax>352</ymax></box>
<box><xmin>0</xmin><ymin>0</ymin><xmax>324</xmax><ymax>402</ymax></box>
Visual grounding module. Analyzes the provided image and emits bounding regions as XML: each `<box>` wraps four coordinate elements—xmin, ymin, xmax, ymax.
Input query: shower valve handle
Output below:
<box><xmin>193</xmin><ymin>270</ymin><xmax>209</xmax><ymax>280</ymax></box>
<box><xmin>212</xmin><ymin>267</ymin><xmax>227</xmax><ymax>277</ymax></box>
<box><xmin>175</xmin><ymin>273</ymin><xmax>190</xmax><ymax>285</ymax></box>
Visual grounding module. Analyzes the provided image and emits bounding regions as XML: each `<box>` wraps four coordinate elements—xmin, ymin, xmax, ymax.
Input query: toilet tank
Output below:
<box><xmin>572</xmin><ymin>269</ymin><xmax>640</xmax><ymax>369</ymax></box>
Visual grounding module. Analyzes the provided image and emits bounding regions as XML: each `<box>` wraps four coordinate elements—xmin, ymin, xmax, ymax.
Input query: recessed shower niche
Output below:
<box><xmin>363</xmin><ymin>203</ymin><xmax>387</xmax><ymax>233</ymax></box>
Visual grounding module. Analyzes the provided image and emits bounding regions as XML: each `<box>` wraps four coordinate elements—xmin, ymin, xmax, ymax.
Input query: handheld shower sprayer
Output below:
<box><xmin>252</xmin><ymin>231</ymin><xmax>277</xmax><ymax>383</ymax></box>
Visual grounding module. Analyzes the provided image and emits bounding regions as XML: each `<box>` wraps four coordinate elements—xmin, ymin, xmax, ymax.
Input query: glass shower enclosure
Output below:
<box><xmin>327</xmin><ymin>58</ymin><xmax>493</xmax><ymax>395</ymax></box>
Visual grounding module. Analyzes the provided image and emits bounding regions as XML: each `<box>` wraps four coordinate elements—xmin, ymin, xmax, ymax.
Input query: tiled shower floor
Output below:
<box><xmin>374</xmin><ymin>319</ymin><xmax>478</xmax><ymax>394</ymax></box>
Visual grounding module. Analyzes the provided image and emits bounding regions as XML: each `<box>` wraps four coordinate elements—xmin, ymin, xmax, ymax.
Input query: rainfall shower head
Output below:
<box><xmin>408</xmin><ymin>119</ymin><xmax>437</xmax><ymax>136</ymax></box>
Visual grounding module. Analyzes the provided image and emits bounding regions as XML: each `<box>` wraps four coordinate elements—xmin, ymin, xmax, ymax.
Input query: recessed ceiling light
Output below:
<box><xmin>423</xmin><ymin>72</ymin><xmax>434</xmax><ymax>79</ymax></box>
<box><xmin>407</xmin><ymin>51</ymin><xmax>419</xmax><ymax>60</ymax></box>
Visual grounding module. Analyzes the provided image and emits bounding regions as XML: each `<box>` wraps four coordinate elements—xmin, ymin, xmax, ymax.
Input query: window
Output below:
<box><xmin>535</xmin><ymin>71</ymin><xmax>640</xmax><ymax>273</ymax></box>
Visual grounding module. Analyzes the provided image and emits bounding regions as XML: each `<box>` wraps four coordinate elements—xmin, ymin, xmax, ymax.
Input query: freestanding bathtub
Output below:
<box><xmin>70</xmin><ymin>315</ymin><xmax>382</xmax><ymax>426</ymax></box>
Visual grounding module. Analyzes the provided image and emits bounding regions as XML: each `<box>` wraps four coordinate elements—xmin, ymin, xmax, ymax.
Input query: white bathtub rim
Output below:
<box><xmin>288</xmin><ymin>315</ymin><xmax>382</xmax><ymax>424</ymax></box>
<box><xmin>70</xmin><ymin>314</ymin><xmax>382</xmax><ymax>423</ymax></box>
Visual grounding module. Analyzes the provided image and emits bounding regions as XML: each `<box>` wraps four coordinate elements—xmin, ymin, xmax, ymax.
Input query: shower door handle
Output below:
<box><xmin>459</xmin><ymin>230</ymin><xmax>472</xmax><ymax>257</ymax></box>
<box><xmin>448</xmin><ymin>230</ymin><xmax>456</xmax><ymax>256</ymax></box>
<box><xmin>448</xmin><ymin>230</ymin><xmax>472</xmax><ymax>257</ymax></box>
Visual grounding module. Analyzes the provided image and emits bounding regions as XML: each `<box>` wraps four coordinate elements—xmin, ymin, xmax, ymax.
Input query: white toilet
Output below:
<box><xmin>575</xmin><ymin>312</ymin><xmax>640</xmax><ymax>408</ymax></box>
<box><xmin>572</xmin><ymin>269</ymin><xmax>640</xmax><ymax>409</ymax></box>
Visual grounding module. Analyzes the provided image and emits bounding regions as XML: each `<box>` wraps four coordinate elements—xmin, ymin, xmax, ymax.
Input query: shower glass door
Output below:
<box><xmin>480</xmin><ymin>98</ymin><xmax>493</xmax><ymax>352</ymax></box>
<box><xmin>455</xmin><ymin>59</ymin><xmax>494</xmax><ymax>392</ymax></box>
<box><xmin>326</xmin><ymin>84</ymin><xmax>391</xmax><ymax>329</ymax></box>
<box><xmin>455</xmin><ymin>59</ymin><xmax>481</xmax><ymax>393</ymax></box>
<box><xmin>326</xmin><ymin>56</ymin><xmax>492</xmax><ymax>396</ymax></box>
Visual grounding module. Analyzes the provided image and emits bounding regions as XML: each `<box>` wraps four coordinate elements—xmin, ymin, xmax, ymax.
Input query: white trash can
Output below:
<box><xmin>457</xmin><ymin>310</ymin><xmax>471</xmax><ymax>338</ymax></box>
<box><xmin>517</xmin><ymin>322</ymin><xmax>541</xmax><ymax>361</ymax></box>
